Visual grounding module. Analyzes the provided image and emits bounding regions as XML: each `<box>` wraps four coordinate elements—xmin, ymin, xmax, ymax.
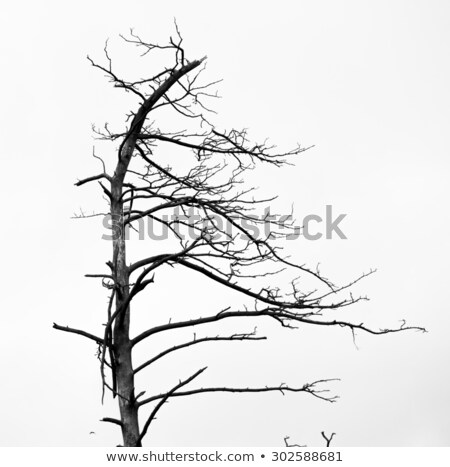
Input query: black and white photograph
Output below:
<box><xmin>1</xmin><ymin>1</ymin><xmax>449</xmax><ymax>465</ymax></box>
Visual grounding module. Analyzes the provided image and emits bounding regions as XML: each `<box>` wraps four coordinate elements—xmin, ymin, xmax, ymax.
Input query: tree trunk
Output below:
<box><xmin>111</xmin><ymin>182</ymin><xmax>141</xmax><ymax>447</ymax></box>
<box><xmin>106</xmin><ymin>57</ymin><xmax>207</xmax><ymax>446</ymax></box>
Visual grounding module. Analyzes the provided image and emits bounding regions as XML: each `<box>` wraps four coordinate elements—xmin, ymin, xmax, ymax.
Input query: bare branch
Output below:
<box><xmin>284</xmin><ymin>436</ymin><xmax>306</xmax><ymax>448</ymax></box>
<box><xmin>75</xmin><ymin>173</ymin><xmax>112</xmax><ymax>186</ymax></box>
<box><xmin>321</xmin><ymin>431</ymin><xmax>336</xmax><ymax>447</ymax></box>
<box><xmin>131</xmin><ymin>307</ymin><xmax>425</xmax><ymax>347</ymax></box>
<box><xmin>53</xmin><ymin>323</ymin><xmax>104</xmax><ymax>345</ymax></box>
<box><xmin>101</xmin><ymin>417</ymin><xmax>123</xmax><ymax>427</ymax></box>
<box><xmin>137</xmin><ymin>367</ymin><xmax>207</xmax><ymax>444</ymax></box>
<box><xmin>134</xmin><ymin>332</ymin><xmax>266</xmax><ymax>374</ymax></box>
<box><xmin>138</xmin><ymin>378</ymin><xmax>339</xmax><ymax>407</ymax></box>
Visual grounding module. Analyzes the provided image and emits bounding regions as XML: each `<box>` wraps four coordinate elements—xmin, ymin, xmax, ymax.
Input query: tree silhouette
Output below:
<box><xmin>54</xmin><ymin>28</ymin><xmax>424</xmax><ymax>447</ymax></box>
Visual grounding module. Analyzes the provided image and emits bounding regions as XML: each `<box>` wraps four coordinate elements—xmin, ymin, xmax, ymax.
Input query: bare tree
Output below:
<box><xmin>54</xmin><ymin>28</ymin><xmax>425</xmax><ymax>447</ymax></box>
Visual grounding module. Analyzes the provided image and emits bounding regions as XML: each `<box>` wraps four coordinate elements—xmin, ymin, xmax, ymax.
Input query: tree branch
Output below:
<box><xmin>75</xmin><ymin>173</ymin><xmax>111</xmax><ymax>186</ymax></box>
<box><xmin>137</xmin><ymin>367</ymin><xmax>207</xmax><ymax>444</ymax></box>
<box><xmin>53</xmin><ymin>323</ymin><xmax>104</xmax><ymax>345</ymax></box>
<box><xmin>101</xmin><ymin>417</ymin><xmax>123</xmax><ymax>427</ymax></box>
<box><xmin>284</xmin><ymin>436</ymin><xmax>306</xmax><ymax>448</ymax></box>
<box><xmin>134</xmin><ymin>332</ymin><xmax>266</xmax><ymax>374</ymax></box>
<box><xmin>131</xmin><ymin>307</ymin><xmax>425</xmax><ymax>347</ymax></box>
<box><xmin>321</xmin><ymin>431</ymin><xmax>336</xmax><ymax>447</ymax></box>
<box><xmin>137</xmin><ymin>379</ymin><xmax>339</xmax><ymax>408</ymax></box>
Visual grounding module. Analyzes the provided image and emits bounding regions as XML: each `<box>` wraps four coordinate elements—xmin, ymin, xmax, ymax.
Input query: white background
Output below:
<box><xmin>0</xmin><ymin>0</ymin><xmax>449</xmax><ymax>447</ymax></box>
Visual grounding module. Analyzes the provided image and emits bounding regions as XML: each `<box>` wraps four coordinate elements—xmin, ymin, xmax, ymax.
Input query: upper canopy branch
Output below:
<box><xmin>135</xmin><ymin>129</ymin><xmax>310</xmax><ymax>166</ymax></box>
<box><xmin>115</xmin><ymin>56</ymin><xmax>207</xmax><ymax>177</ymax></box>
<box><xmin>88</xmin><ymin>43</ymin><xmax>207</xmax><ymax>186</ymax></box>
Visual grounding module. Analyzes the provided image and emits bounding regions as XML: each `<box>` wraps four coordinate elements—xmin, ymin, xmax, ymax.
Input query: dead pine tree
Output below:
<box><xmin>54</xmin><ymin>29</ymin><xmax>425</xmax><ymax>447</ymax></box>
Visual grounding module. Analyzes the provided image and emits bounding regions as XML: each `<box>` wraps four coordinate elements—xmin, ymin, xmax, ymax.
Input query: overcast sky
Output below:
<box><xmin>1</xmin><ymin>0</ymin><xmax>449</xmax><ymax>447</ymax></box>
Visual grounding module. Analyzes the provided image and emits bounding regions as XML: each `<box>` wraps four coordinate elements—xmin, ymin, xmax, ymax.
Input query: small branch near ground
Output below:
<box><xmin>284</xmin><ymin>436</ymin><xmax>306</xmax><ymax>448</ymax></box>
<box><xmin>284</xmin><ymin>431</ymin><xmax>336</xmax><ymax>448</ymax></box>
<box><xmin>321</xmin><ymin>431</ymin><xmax>336</xmax><ymax>447</ymax></box>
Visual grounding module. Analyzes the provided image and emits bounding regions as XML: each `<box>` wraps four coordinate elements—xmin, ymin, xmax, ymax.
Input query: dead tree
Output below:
<box><xmin>54</xmin><ymin>29</ymin><xmax>425</xmax><ymax>447</ymax></box>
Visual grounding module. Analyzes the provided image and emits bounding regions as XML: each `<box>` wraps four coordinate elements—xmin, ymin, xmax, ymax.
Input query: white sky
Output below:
<box><xmin>1</xmin><ymin>0</ymin><xmax>449</xmax><ymax>447</ymax></box>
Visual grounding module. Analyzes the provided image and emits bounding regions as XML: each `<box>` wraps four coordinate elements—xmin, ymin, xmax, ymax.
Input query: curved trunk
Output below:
<box><xmin>109</xmin><ymin>57</ymin><xmax>206</xmax><ymax>446</ymax></box>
